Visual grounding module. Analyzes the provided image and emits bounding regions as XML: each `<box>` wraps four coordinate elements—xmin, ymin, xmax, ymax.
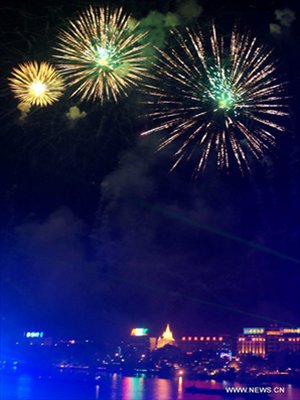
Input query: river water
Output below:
<box><xmin>0</xmin><ymin>374</ymin><xmax>298</xmax><ymax>400</ymax></box>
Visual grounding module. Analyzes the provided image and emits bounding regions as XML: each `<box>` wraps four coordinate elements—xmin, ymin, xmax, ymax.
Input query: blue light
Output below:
<box><xmin>24</xmin><ymin>331</ymin><xmax>44</xmax><ymax>338</ymax></box>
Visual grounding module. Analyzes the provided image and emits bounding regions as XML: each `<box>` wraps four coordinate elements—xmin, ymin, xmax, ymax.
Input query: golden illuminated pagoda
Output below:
<box><xmin>157</xmin><ymin>324</ymin><xmax>176</xmax><ymax>348</ymax></box>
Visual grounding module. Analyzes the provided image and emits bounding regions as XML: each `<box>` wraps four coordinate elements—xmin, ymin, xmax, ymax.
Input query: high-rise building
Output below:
<box><xmin>128</xmin><ymin>327</ymin><xmax>150</xmax><ymax>355</ymax></box>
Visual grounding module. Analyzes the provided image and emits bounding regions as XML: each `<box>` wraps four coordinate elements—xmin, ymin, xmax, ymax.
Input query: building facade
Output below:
<box><xmin>237</xmin><ymin>327</ymin><xmax>300</xmax><ymax>357</ymax></box>
<box><xmin>156</xmin><ymin>324</ymin><xmax>176</xmax><ymax>349</ymax></box>
<box><xmin>178</xmin><ymin>334</ymin><xmax>233</xmax><ymax>358</ymax></box>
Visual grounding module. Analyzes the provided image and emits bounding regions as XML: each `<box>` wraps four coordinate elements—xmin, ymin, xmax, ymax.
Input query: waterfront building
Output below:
<box><xmin>237</xmin><ymin>327</ymin><xmax>300</xmax><ymax>357</ymax></box>
<box><xmin>266</xmin><ymin>327</ymin><xmax>300</xmax><ymax>354</ymax></box>
<box><xmin>149</xmin><ymin>337</ymin><xmax>157</xmax><ymax>351</ymax></box>
<box><xmin>127</xmin><ymin>327</ymin><xmax>150</xmax><ymax>355</ymax></box>
<box><xmin>22</xmin><ymin>331</ymin><xmax>53</xmax><ymax>346</ymax></box>
<box><xmin>156</xmin><ymin>324</ymin><xmax>176</xmax><ymax>349</ymax></box>
<box><xmin>178</xmin><ymin>334</ymin><xmax>231</xmax><ymax>355</ymax></box>
<box><xmin>237</xmin><ymin>329</ymin><xmax>266</xmax><ymax>358</ymax></box>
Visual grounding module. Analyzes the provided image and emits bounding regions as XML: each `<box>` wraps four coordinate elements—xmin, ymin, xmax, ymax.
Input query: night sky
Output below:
<box><xmin>0</xmin><ymin>0</ymin><xmax>300</xmax><ymax>342</ymax></box>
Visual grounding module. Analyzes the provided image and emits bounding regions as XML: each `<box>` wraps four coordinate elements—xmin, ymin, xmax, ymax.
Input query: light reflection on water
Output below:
<box><xmin>121</xmin><ymin>377</ymin><xmax>144</xmax><ymax>400</ymax></box>
<box><xmin>178</xmin><ymin>376</ymin><xmax>183</xmax><ymax>400</ymax></box>
<box><xmin>0</xmin><ymin>374</ymin><xmax>299</xmax><ymax>400</ymax></box>
<box><xmin>16</xmin><ymin>375</ymin><xmax>32</xmax><ymax>400</ymax></box>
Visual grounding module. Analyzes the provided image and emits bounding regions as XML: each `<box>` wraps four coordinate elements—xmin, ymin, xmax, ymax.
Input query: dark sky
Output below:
<box><xmin>0</xmin><ymin>0</ymin><xmax>299</xmax><ymax>342</ymax></box>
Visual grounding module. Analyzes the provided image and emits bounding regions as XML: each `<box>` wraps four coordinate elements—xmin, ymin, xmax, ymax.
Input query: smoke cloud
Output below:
<box><xmin>17</xmin><ymin>101</ymin><xmax>31</xmax><ymax>121</ymax></box>
<box><xmin>95</xmin><ymin>135</ymin><xmax>292</xmax><ymax>330</ymax></box>
<box><xmin>138</xmin><ymin>0</ymin><xmax>203</xmax><ymax>57</ymax></box>
<box><xmin>65</xmin><ymin>105</ymin><xmax>87</xmax><ymax>122</ymax></box>
<box><xmin>275</xmin><ymin>8</ymin><xmax>296</xmax><ymax>28</ymax></box>
<box><xmin>177</xmin><ymin>0</ymin><xmax>203</xmax><ymax>20</ymax></box>
<box><xmin>269</xmin><ymin>23</ymin><xmax>282</xmax><ymax>35</ymax></box>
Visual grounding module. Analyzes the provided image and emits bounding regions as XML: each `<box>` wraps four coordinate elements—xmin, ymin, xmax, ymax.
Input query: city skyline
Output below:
<box><xmin>0</xmin><ymin>0</ymin><xmax>299</xmax><ymax>357</ymax></box>
<box><xmin>13</xmin><ymin>323</ymin><xmax>300</xmax><ymax>342</ymax></box>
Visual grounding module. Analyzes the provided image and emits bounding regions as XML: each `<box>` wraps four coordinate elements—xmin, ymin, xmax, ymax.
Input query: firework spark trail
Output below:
<box><xmin>142</xmin><ymin>25</ymin><xmax>288</xmax><ymax>175</ymax></box>
<box><xmin>9</xmin><ymin>61</ymin><xmax>64</xmax><ymax>107</ymax></box>
<box><xmin>54</xmin><ymin>6</ymin><xmax>148</xmax><ymax>103</ymax></box>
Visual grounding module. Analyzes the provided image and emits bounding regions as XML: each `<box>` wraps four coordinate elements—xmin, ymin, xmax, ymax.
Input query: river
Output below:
<box><xmin>0</xmin><ymin>373</ymin><xmax>298</xmax><ymax>400</ymax></box>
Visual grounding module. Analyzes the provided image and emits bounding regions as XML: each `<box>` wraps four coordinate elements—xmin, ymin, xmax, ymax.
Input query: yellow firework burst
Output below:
<box><xmin>142</xmin><ymin>25</ymin><xmax>289</xmax><ymax>175</ymax></box>
<box><xmin>53</xmin><ymin>6</ymin><xmax>148</xmax><ymax>103</ymax></box>
<box><xmin>9</xmin><ymin>61</ymin><xmax>65</xmax><ymax>107</ymax></box>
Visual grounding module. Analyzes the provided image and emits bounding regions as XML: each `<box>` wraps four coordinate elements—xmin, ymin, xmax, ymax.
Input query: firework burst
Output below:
<box><xmin>9</xmin><ymin>61</ymin><xmax>65</xmax><ymax>107</ymax></box>
<box><xmin>142</xmin><ymin>25</ymin><xmax>288</xmax><ymax>174</ymax></box>
<box><xmin>54</xmin><ymin>6</ymin><xmax>148</xmax><ymax>103</ymax></box>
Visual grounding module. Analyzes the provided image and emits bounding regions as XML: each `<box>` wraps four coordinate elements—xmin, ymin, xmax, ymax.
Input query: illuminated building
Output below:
<box><xmin>128</xmin><ymin>327</ymin><xmax>150</xmax><ymax>355</ymax></box>
<box><xmin>179</xmin><ymin>335</ymin><xmax>231</xmax><ymax>355</ymax></box>
<box><xmin>237</xmin><ymin>334</ymin><xmax>266</xmax><ymax>358</ymax></box>
<box><xmin>237</xmin><ymin>327</ymin><xmax>300</xmax><ymax>357</ymax></box>
<box><xmin>243</xmin><ymin>328</ymin><xmax>265</xmax><ymax>335</ymax></box>
<box><xmin>131</xmin><ymin>328</ymin><xmax>148</xmax><ymax>337</ymax></box>
<box><xmin>266</xmin><ymin>328</ymin><xmax>300</xmax><ymax>354</ymax></box>
<box><xmin>156</xmin><ymin>324</ymin><xmax>176</xmax><ymax>349</ymax></box>
<box><xmin>22</xmin><ymin>331</ymin><xmax>53</xmax><ymax>346</ymax></box>
<box><xmin>149</xmin><ymin>337</ymin><xmax>157</xmax><ymax>352</ymax></box>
